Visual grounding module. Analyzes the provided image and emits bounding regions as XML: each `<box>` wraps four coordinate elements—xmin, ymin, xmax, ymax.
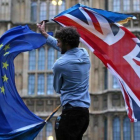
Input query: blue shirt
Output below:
<box><xmin>46</xmin><ymin>35</ymin><xmax>91</xmax><ymax>108</ymax></box>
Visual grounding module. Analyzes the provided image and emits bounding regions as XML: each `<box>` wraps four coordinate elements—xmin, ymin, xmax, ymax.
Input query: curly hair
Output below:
<box><xmin>55</xmin><ymin>27</ymin><xmax>80</xmax><ymax>48</ymax></box>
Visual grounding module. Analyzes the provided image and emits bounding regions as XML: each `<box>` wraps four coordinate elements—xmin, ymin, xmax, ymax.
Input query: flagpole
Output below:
<box><xmin>45</xmin><ymin>105</ymin><xmax>61</xmax><ymax>122</ymax></box>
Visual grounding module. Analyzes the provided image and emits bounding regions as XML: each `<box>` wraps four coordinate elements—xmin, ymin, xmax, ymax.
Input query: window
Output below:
<box><xmin>113</xmin><ymin>0</ymin><xmax>140</xmax><ymax>12</ymax></box>
<box><xmin>37</xmin><ymin>74</ymin><xmax>45</xmax><ymax>95</ymax></box>
<box><xmin>38</xmin><ymin>47</ymin><xmax>45</xmax><ymax>70</ymax></box>
<box><xmin>40</xmin><ymin>2</ymin><xmax>47</xmax><ymax>21</ymax></box>
<box><xmin>58</xmin><ymin>0</ymin><xmax>66</xmax><ymax>13</ymax></box>
<box><xmin>113</xmin><ymin>0</ymin><xmax>120</xmax><ymax>12</ymax></box>
<box><xmin>49</xmin><ymin>3</ymin><xmax>56</xmax><ymax>20</ymax></box>
<box><xmin>134</xmin><ymin>122</ymin><xmax>140</xmax><ymax>140</ymax></box>
<box><xmin>49</xmin><ymin>0</ymin><xmax>66</xmax><ymax>20</ymax></box>
<box><xmin>31</xmin><ymin>2</ymin><xmax>37</xmax><ymax>22</ymax></box>
<box><xmin>113</xmin><ymin>76</ymin><xmax>120</xmax><ymax>89</ymax></box>
<box><xmin>47</xmin><ymin>74</ymin><xmax>54</xmax><ymax>94</ymax></box>
<box><xmin>113</xmin><ymin>117</ymin><xmax>120</xmax><ymax>140</ymax></box>
<box><xmin>133</xmin><ymin>0</ymin><xmax>140</xmax><ymax>11</ymax></box>
<box><xmin>47</xmin><ymin>47</ymin><xmax>55</xmax><ymax>70</ymax></box>
<box><xmin>123</xmin><ymin>0</ymin><xmax>130</xmax><ymax>11</ymax></box>
<box><xmin>29</xmin><ymin>50</ymin><xmax>36</xmax><ymax>70</ymax></box>
<box><xmin>104</xmin><ymin>118</ymin><xmax>107</xmax><ymax>140</ymax></box>
<box><xmin>0</xmin><ymin>1</ymin><xmax>10</xmax><ymax>20</ymax></box>
<box><xmin>31</xmin><ymin>0</ymin><xmax>66</xmax><ymax>22</ymax></box>
<box><xmin>104</xmin><ymin>68</ymin><xmax>108</xmax><ymax>89</ymax></box>
<box><xmin>123</xmin><ymin>117</ymin><xmax>131</xmax><ymax>140</ymax></box>
<box><xmin>46</xmin><ymin>122</ymin><xmax>53</xmax><ymax>140</ymax></box>
<box><xmin>28</xmin><ymin>74</ymin><xmax>35</xmax><ymax>95</ymax></box>
<box><xmin>28</xmin><ymin>43</ymin><xmax>56</xmax><ymax>95</ymax></box>
<box><xmin>105</xmin><ymin>0</ymin><xmax>108</xmax><ymax>10</ymax></box>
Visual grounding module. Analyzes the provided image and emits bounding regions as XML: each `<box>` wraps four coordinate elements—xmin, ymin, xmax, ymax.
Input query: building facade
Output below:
<box><xmin>0</xmin><ymin>0</ymin><xmax>140</xmax><ymax>140</ymax></box>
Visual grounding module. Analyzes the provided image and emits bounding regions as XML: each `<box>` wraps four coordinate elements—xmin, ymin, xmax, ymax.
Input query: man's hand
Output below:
<box><xmin>37</xmin><ymin>21</ymin><xmax>48</xmax><ymax>38</ymax></box>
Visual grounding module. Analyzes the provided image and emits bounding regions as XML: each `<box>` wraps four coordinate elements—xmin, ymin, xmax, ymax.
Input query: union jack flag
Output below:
<box><xmin>53</xmin><ymin>4</ymin><xmax>139</xmax><ymax>122</ymax></box>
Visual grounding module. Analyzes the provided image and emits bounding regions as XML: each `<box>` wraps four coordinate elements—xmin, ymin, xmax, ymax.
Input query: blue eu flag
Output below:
<box><xmin>0</xmin><ymin>25</ymin><xmax>47</xmax><ymax>139</ymax></box>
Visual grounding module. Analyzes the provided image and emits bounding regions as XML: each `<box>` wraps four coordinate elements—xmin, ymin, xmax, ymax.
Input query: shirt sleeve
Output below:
<box><xmin>52</xmin><ymin>62</ymin><xmax>63</xmax><ymax>94</ymax></box>
<box><xmin>46</xmin><ymin>35</ymin><xmax>61</xmax><ymax>51</ymax></box>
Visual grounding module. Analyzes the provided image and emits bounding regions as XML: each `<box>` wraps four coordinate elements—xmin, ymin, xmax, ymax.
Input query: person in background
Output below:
<box><xmin>37</xmin><ymin>21</ymin><xmax>91</xmax><ymax>140</ymax></box>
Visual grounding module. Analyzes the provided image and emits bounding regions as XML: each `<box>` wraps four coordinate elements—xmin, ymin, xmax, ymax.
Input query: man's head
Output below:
<box><xmin>55</xmin><ymin>27</ymin><xmax>80</xmax><ymax>54</ymax></box>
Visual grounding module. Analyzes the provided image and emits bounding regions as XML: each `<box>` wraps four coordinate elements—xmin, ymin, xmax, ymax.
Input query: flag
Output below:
<box><xmin>53</xmin><ymin>4</ymin><xmax>140</xmax><ymax>122</ymax></box>
<box><xmin>0</xmin><ymin>25</ymin><xmax>47</xmax><ymax>139</ymax></box>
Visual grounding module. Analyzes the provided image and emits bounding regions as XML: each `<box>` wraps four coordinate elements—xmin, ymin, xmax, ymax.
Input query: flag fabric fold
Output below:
<box><xmin>0</xmin><ymin>25</ymin><xmax>47</xmax><ymax>139</ymax></box>
<box><xmin>0</xmin><ymin>122</ymin><xmax>45</xmax><ymax>140</ymax></box>
<box><xmin>53</xmin><ymin>3</ymin><xmax>140</xmax><ymax>122</ymax></box>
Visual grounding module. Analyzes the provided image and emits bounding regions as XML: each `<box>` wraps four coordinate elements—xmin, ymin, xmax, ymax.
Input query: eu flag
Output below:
<box><xmin>0</xmin><ymin>25</ymin><xmax>47</xmax><ymax>139</ymax></box>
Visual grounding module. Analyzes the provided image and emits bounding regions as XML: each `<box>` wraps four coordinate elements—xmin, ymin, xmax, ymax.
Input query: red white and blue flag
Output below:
<box><xmin>53</xmin><ymin>4</ymin><xmax>139</xmax><ymax>122</ymax></box>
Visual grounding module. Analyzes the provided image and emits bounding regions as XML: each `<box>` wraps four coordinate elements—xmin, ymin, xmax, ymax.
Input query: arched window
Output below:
<box><xmin>29</xmin><ymin>50</ymin><xmax>36</xmax><ymax>70</ymax></box>
<box><xmin>123</xmin><ymin>0</ymin><xmax>130</xmax><ymax>11</ymax></box>
<box><xmin>113</xmin><ymin>117</ymin><xmax>120</xmax><ymax>140</ymax></box>
<box><xmin>31</xmin><ymin>1</ymin><xmax>37</xmax><ymax>22</ymax></box>
<box><xmin>47</xmin><ymin>74</ymin><xmax>54</xmax><ymax>95</ymax></box>
<box><xmin>47</xmin><ymin>47</ymin><xmax>55</xmax><ymax>70</ymax></box>
<box><xmin>37</xmin><ymin>74</ymin><xmax>45</xmax><ymax>95</ymax></box>
<box><xmin>123</xmin><ymin>117</ymin><xmax>131</xmax><ymax>140</ymax></box>
<box><xmin>113</xmin><ymin>0</ymin><xmax>120</xmax><ymax>12</ymax></box>
<box><xmin>104</xmin><ymin>118</ymin><xmax>107</xmax><ymax>140</ymax></box>
<box><xmin>46</xmin><ymin>122</ymin><xmax>53</xmax><ymax>140</ymax></box>
<box><xmin>40</xmin><ymin>2</ymin><xmax>47</xmax><ymax>21</ymax></box>
<box><xmin>134</xmin><ymin>121</ymin><xmax>140</xmax><ymax>140</ymax></box>
<box><xmin>38</xmin><ymin>47</ymin><xmax>45</xmax><ymax>70</ymax></box>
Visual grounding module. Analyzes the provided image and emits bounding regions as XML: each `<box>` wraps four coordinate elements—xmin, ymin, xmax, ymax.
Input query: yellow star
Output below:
<box><xmin>2</xmin><ymin>62</ymin><xmax>9</xmax><ymax>69</ymax></box>
<box><xmin>0</xmin><ymin>86</ymin><xmax>5</xmax><ymax>94</ymax></box>
<box><xmin>4</xmin><ymin>52</ymin><xmax>9</xmax><ymax>56</ymax></box>
<box><xmin>0</xmin><ymin>44</ymin><xmax>3</xmax><ymax>49</ymax></box>
<box><xmin>2</xmin><ymin>75</ymin><xmax>8</xmax><ymax>82</ymax></box>
<box><xmin>4</xmin><ymin>44</ymin><xmax>10</xmax><ymax>51</ymax></box>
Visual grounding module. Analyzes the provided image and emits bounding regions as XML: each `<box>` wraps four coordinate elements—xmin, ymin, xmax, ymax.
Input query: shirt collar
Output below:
<box><xmin>65</xmin><ymin>47</ymin><xmax>79</xmax><ymax>54</ymax></box>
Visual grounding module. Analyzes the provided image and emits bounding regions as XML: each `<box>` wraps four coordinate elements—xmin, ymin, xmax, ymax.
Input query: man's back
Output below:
<box><xmin>53</xmin><ymin>47</ymin><xmax>90</xmax><ymax>108</ymax></box>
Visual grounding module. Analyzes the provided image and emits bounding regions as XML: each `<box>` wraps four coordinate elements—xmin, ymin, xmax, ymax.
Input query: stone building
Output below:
<box><xmin>0</xmin><ymin>0</ymin><xmax>140</xmax><ymax>140</ymax></box>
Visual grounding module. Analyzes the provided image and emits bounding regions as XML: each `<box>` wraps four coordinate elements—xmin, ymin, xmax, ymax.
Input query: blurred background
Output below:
<box><xmin>0</xmin><ymin>0</ymin><xmax>140</xmax><ymax>140</ymax></box>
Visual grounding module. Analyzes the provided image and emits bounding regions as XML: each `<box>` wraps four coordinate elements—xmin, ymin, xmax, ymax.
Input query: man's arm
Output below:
<box><xmin>46</xmin><ymin>35</ymin><xmax>60</xmax><ymax>51</ymax></box>
<box><xmin>53</xmin><ymin>62</ymin><xmax>63</xmax><ymax>94</ymax></box>
<box><xmin>37</xmin><ymin>21</ymin><xmax>60</xmax><ymax>51</ymax></box>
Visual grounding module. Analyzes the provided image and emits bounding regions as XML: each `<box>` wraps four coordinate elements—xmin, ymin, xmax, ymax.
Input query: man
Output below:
<box><xmin>37</xmin><ymin>21</ymin><xmax>90</xmax><ymax>140</ymax></box>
